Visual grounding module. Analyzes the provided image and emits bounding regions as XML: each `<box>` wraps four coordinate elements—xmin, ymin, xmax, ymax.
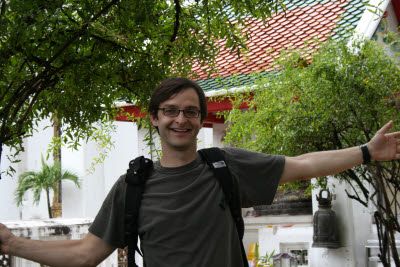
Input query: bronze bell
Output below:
<box><xmin>312</xmin><ymin>189</ymin><xmax>340</xmax><ymax>248</ymax></box>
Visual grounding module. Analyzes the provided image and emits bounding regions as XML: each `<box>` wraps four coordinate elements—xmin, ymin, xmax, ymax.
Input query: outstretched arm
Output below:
<box><xmin>0</xmin><ymin>223</ymin><xmax>115</xmax><ymax>267</ymax></box>
<box><xmin>280</xmin><ymin>120</ymin><xmax>400</xmax><ymax>184</ymax></box>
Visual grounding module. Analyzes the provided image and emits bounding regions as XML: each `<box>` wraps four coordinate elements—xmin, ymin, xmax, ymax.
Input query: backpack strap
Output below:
<box><xmin>125</xmin><ymin>156</ymin><xmax>153</xmax><ymax>267</ymax></box>
<box><xmin>198</xmin><ymin>147</ymin><xmax>248</xmax><ymax>267</ymax></box>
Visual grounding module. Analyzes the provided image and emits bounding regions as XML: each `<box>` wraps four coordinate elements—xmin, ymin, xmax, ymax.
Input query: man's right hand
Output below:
<box><xmin>0</xmin><ymin>223</ymin><xmax>15</xmax><ymax>255</ymax></box>
<box><xmin>0</xmin><ymin>223</ymin><xmax>115</xmax><ymax>266</ymax></box>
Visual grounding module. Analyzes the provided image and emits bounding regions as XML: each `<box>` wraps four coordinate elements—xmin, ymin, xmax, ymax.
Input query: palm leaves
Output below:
<box><xmin>15</xmin><ymin>155</ymin><xmax>80</xmax><ymax>218</ymax></box>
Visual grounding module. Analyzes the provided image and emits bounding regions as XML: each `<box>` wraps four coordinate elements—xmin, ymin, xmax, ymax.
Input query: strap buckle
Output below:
<box><xmin>125</xmin><ymin>156</ymin><xmax>153</xmax><ymax>185</ymax></box>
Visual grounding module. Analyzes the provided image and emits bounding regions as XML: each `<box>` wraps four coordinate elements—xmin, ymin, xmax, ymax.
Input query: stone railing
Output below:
<box><xmin>0</xmin><ymin>218</ymin><xmax>118</xmax><ymax>267</ymax></box>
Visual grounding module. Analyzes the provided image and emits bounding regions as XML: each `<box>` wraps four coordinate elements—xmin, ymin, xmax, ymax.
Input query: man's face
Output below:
<box><xmin>150</xmin><ymin>88</ymin><xmax>202</xmax><ymax>153</ymax></box>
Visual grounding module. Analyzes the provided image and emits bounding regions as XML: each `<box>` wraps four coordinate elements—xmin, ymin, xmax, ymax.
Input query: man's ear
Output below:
<box><xmin>149</xmin><ymin>114</ymin><xmax>159</xmax><ymax>127</ymax></box>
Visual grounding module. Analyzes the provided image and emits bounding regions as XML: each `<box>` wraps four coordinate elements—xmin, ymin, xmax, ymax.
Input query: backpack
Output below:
<box><xmin>124</xmin><ymin>147</ymin><xmax>248</xmax><ymax>267</ymax></box>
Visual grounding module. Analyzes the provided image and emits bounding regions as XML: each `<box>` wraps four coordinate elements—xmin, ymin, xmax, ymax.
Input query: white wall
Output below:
<box><xmin>259</xmin><ymin>226</ymin><xmax>313</xmax><ymax>260</ymax></box>
<box><xmin>247</xmin><ymin>215</ymin><xmax>313</xmax><ymax>259</ymax></box>
<box><xmin>1</xmin><ymin>119</ymin><xmax>215</xmax><ymax>267</ymax></box>
<box><xmin>353</xmin><ymin>0</ymin><xmax>390</xmax><ymax>40</ymax></box>
<box><xmin>309</xmin><ymin>178</ymin><xmax>372</xmax><ymax>267</ymax></box>
<box><xmin>62</xmin><ymin>121</ymin><xmax>139</xmax><ymax>218</ymax></box>
<box><xmin>213</xmin><ymin>123</ymin><xmax>228</xmax><ymax>147</ymax></box>
<box><xmin>0</xmin><ymin>114</ymin><xmax>378</xmax><ymax>267</ymax></box>
<box><xmin>0</xmin><ymin>118</ymin><xmax>54</xmax><ymax>221</ymax></box>
<box><xmin>1</xmin><ymin>119</ymin><xmax>215</xmax><ymax>221</ymax></box>
<box><xmin>0</xmin><ymin>145</ymin><xmax>20</xmax><ymax>220</ymax></box>
<box><xmin>251</xmin><ymin>177</ymin><xmax>372</xmax><ymax>267</ymax></box>
<box><xmin>198</xmin><ymin>127</ymin><xmax>214</xmax><ymax>149</ymax></box>
<box><xmin>4</xmin><ymin>218</ymin><xmax>117</xmax><ymax>267</ymax></box>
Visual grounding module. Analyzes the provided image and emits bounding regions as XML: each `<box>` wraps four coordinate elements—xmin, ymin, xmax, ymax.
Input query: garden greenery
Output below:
<box><xmin>0</xmin><ymin>0</ymin><xmax>286</xmax><ymax>177</ymax></box>
<box><xmin>223</xmin><ymin>37</ymin><xmax>400</xmax><ymax>266</ymax></box>
<box><xmin>15</xmin><ymin>155</ymin><xmax>80</xmax><ymax>218</ymax></box>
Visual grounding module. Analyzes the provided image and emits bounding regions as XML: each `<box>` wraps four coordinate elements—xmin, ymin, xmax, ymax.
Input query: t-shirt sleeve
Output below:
<box><xmin>222</xmin><ymin>147</ymin><xmax>285</xmax><ymax>208</ymax></box>
<box><xmin>89</xmin><ymin>175</ymin><xmax>127</xmax><ymax>248</ymax></box>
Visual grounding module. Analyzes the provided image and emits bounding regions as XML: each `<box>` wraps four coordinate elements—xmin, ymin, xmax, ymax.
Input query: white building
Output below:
<box><xmin>1</xmin><ymin>0</ymin><xmax>399</xmax><ymax>266</ymax></box>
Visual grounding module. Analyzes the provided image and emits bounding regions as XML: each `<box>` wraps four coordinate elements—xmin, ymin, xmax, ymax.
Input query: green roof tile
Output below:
<box><xmin>195</xmin><ymin>0</ymin><xmax>368</xmax><ymax>92</ymax></box>
<box><xmin>345</xmin><ymin>5</ymin><xmax>357</xmax><ymax>11</ymax></box>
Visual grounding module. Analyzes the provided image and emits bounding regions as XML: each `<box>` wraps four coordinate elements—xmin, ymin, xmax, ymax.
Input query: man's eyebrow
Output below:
<box><xmin>186</xmin><ymin>106</ymin><xmax>200</xmax><ymax>110</ymax></box>
<box><xmin>161</xmin><ymin>104</ymin><xmax>178</xmax><ymax>108</ymax></box>
<box><xmin>161</xmin><ymin>105</ymin><xmax>199</xmax><ymax>109</ymax></box>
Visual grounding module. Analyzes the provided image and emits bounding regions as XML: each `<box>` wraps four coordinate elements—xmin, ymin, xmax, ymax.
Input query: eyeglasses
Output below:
<box><xmin>158</xmin><ymin>107</ymin><xmax>201</xmax><ymax>118</ymax></box>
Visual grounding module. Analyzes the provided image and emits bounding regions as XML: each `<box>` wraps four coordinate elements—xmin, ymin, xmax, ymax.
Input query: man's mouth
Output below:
<box><xmin>170</xmin><ymin>128</ymin><xmax>190</xmax><ymax>132</ymax></box>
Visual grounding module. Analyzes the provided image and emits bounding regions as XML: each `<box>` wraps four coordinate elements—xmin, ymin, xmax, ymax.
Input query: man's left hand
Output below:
<box><xmin>368</xmin><ymin>120</ymin><xmax>400</xmax><ymax>161</ymax></box>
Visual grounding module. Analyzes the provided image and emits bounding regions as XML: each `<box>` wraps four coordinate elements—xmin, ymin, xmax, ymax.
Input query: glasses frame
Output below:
<box><xmin>158</xmin><ymin>107</ymin><xmax>201</xmax><ymax>118</ymax></box>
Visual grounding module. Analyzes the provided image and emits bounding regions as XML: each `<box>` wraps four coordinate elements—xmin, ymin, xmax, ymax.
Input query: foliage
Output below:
<box><xmin>251</xmin><ymin>244</ymin><xmax>274</xmax><ymax>267</ymax></box>
<box><xmin>85</xmin><ymin>119</ymin><xmax>117</xmax><ymax>174</ymax></box>
<box><xmin>258</xmin><ymin>249</ymin><xmax>275</xmax><ymax>266</ymax></box>
<box><xmin>0</xmin><ymin>0</ymin><xmax>286</xmax><ymax>177</ymax></box>
<box><xmin>140</xmin><ymin>116</ymin><xmax>162</xmax><ymax>161</ymax></box>
<box><xmin>15</xmin><ymin>155</ymin><xmax>80</xmax><ymax>218</ymax></box>
<box><xmin>223</xmin><ymin>38</ymin><xmax>400</xmax><ymax>266</ymax></box>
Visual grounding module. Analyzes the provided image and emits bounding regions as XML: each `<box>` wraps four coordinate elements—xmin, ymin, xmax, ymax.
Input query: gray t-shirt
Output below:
<box><xmin>89</xmin><ymin>147</ymin><xmax>285</xmax><ymax>267</ymax></box>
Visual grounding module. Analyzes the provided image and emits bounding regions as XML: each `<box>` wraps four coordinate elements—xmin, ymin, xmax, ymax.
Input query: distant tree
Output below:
<box><xmin>15</xmin><ymin>155</ymin><xmax>80</xmax><ymax>218</ymax></box>
<box><xmin>0</xmin><ymin>0</ymin><xmax>286</xmax><ymax>177</ymax></box>
<box><xmin>223</xmin><ymin>38</ymin><xmax>400</xmax><ymax>266</ymax></box>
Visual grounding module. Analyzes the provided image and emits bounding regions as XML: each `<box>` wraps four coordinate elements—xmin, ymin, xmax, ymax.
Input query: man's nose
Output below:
<box><xmin>175</xmin><ymin>111</ymin><xmax>187</xmax><ymax>122</ymax></box>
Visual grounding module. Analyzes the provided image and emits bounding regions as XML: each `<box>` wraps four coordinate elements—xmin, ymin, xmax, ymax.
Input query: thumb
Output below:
<box><xmin>377</xmin><ymin>120</ymin><xmax>393</xmax><ymax>135</ymax></box>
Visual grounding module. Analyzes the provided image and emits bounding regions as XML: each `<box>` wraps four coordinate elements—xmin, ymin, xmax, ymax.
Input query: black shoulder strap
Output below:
<box><xmin>198</xmin><ymin>147</ymin><xmax>248</xmax><ymax>267</ymax></box>
<box><xmin>125</xmin><ymin>150</ymin><xmax>247</xmax><ymax>267</ymax></box>
<box><xmin>125</xmin><ymin>156</ymin><xmax>153</xmax><ymax>267</ymax></box>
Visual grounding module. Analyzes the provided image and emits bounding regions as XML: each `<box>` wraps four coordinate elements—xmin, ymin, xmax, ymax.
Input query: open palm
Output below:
<box><xmin>368</xmin><ymin>121</ymin><xmax>400</xmax><ymax>161</ymax></box>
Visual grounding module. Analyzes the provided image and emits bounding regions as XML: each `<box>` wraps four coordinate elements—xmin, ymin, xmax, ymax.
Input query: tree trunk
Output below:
<box><xmin>0</xmin><ymin>144</ymin><xmax>2</xmax><ymax>179</ymax></box>
<box><xmin>46</xmin><ymin>189</ymin><xmax>52</xmax><ymax>218</ymax></box>
<box><xmin>52</xmin><ymin>112</ymin><xmax>62</xmax><ymax>218</ymax></box>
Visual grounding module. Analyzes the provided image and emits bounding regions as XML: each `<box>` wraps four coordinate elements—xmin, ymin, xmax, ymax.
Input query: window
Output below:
<box><xmin>280</xmin><ymin>242</ymin><xmax>309</xmax><ymax>266</ymax></box>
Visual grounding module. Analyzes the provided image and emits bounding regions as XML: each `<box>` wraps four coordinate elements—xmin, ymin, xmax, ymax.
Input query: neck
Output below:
<box><xmin>160</xmin><ymin>146</ymin><xmax>198</xmax><ymax>167</ymax></box>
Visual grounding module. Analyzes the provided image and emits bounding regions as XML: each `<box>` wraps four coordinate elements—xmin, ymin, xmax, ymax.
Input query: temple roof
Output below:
<box><xmin>191</xmin><ymin>0</ymin><xmax>367</xmax><ymax>92</ymax></box>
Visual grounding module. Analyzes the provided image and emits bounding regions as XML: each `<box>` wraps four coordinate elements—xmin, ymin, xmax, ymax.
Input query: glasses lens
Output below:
<box><xmin>164</xmin><ymin>108</ymin><xmax>179</xmax><ymax>117</ymax></box>
<box><xmin>161</xmin><ymin>108</ymin><xmax>200</xmax><ymax>118</ymax></box>
<box><xmin>183</xmin><ymin>109</ymin><xmax>199</xmax><ymax>118</ymax></box>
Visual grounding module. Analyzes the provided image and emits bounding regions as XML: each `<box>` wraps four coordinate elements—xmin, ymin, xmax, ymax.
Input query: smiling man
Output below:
<box><xmin>1</xmin><ymin>77</ymin><xmax>400</xmax><ymax>267</ymax></box>
<box><xmin>148</xmin><ymin>78</ymin><xmax>206</xmax><ymax>166</ymax></box>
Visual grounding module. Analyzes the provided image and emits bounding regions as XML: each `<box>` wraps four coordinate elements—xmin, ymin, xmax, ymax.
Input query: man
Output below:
<box><xmin>1</xmin><ymin>77</ymin><xmax>400</xmax><ymax>266</ymax></box>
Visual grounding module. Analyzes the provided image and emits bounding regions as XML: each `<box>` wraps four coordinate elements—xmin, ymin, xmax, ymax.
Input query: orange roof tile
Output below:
<box><xmin>190</xmin><ymin>1</ymin><xmax>351</xmax><ymax>80</ymax></box>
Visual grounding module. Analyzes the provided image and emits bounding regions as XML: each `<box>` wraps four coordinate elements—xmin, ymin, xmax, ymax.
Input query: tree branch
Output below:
<box><xmin>330</xmin><ymin>122</ymin><xmax>343</xmax><ymax>149</ymax></box>
<box><xmin>163</xmin><ymin>0</ymin><xmax>181</xmax><ymax>57</ymax></box>
<box><xmin>90</xmin><ymin>34</ymin><xmax>151</xmax><ymax>55</ymax></box>
<box><xmin>19</xmin><ymin>76</ymin><xmax>59</xmax><ymax>123</ymax></box>
<box><xmin>0</xmin><ymin>0</ymin><xmax>5</xmax><ymax>19</ymax></box>
<box><xmin>345</xmin><ymin>189</ymin><xmax>368</xmax><ymax>207</ymax></box>
<box><xmin>344</xmin><ymin>168</ymin><xmax>370</xmax><ymax>201</ymax></box>
<box><xmin>349</xmin><ymin>106</ymin><xmax>372</xmax><ymax>141</ymax></box>
<box><xmin>48</xmin><ymin>0</ymin><xmax>119</xmax><ymax>65</ymax></box>
<box><xmin>170</xmin><ymin>0</ymin><xmax>181</xmax><ymax>43</ymax></box>
<box><xmin>61</xmin><ymin>7</ymin><xmax>78</xmax><ymax>25</ymax></box>
<box><xmin>1</xmin><ymin>62</ymin><xmax>67</xmax><ymax>145</ymax></box>
<box><xmin>1</xmin><ymin>0</ymin><xmax>120</xmax><ymax>145</ymax></box>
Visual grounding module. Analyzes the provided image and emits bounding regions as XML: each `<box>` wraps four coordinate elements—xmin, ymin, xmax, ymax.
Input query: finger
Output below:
<box><xmin>377</xmin><ymin>120</ymin><xmax>394</xmax><ymax>134</ymax></box>
<box><xmin>388</xmin><ymin>131</ymin><xmax>400</xmax><ymax>139</ymax></box>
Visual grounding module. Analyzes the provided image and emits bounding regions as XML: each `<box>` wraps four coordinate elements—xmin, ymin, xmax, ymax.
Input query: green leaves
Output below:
<box><xmin>226</xmin><ymin>38</ymin><xmax>400</xmax><ymax>156</ymax></box>
<box><xmin>1</xmin><ymin>0</ymin><xmax>286</xmax><ymax>177</ymax></box>
<box><xmin>14</xmin><ymin>154</ymin><xmax>80</xmax><ymax>217</ymax></box>
<box><xmin>224</xmin><ymin>37</ymin><xmax>400</xmax><ymax>194</ymax></box>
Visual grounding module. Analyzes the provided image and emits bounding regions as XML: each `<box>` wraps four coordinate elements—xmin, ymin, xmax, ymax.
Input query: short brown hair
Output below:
<box><xmin>148</xmin><ymin>77</ymin><xmax>208</xmax><ymax>122</ymax></box>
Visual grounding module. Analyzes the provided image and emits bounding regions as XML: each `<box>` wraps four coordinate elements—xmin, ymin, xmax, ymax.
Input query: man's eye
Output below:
<box><xmin>165</xmin><ymin>109</ymin><xmax>178</xmax><ymax>115</ymax></box>
<box><xmin>185</xmin><ymin>110</ymin><xmax>197</xmax><ymax>116</ymax></box>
